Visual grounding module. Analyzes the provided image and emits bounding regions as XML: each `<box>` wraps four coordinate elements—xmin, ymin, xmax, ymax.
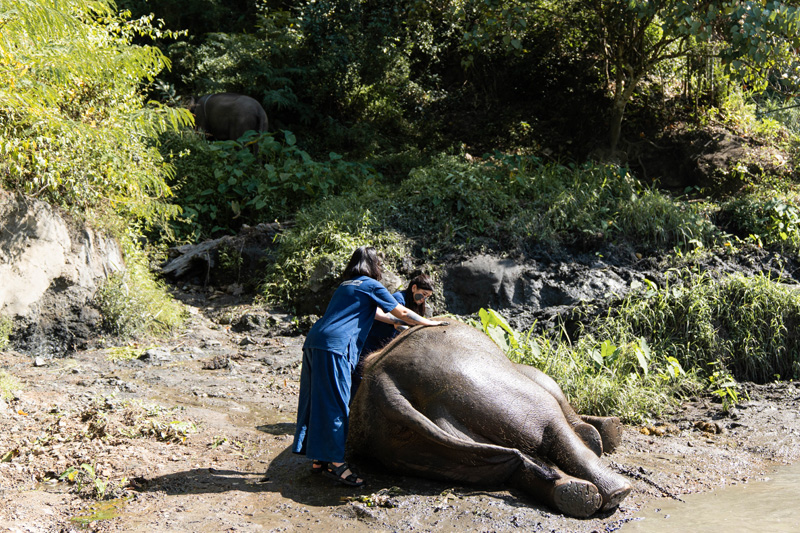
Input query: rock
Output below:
<box><xmin>203</xmin><ymin>355</ymin><xmax>229</xmax><ymax>370</ymax></box>
<box><xmin>140</xmin><ymin>348</ymin><xmax>171</xmax><ymax>362</ymax></box>
<box><xmin>694</xmin><ymin>420</ymin><xmax>725</xmax><ymax>434</ymax></box>
<box><xmin>231</xmin><ymin>313</ymin><xmax>271</xmax><ymax>333</ymax></box>
<box><xmin>261</xmin><ymin>351</ymin><xmax>302</xmax><ymax>372</ymax></box>
<box><xmin>442</xmin><ymin>253</ymin><xmax>629</xmax><ymax>315</ymax></box>
<box><xmin>33</xmin><ymin>356</ymin><xmax>47</xmax><ymax>367</ymax></box>
<box><xmin>0</xmin><ymin>192</ymin><xmax>122</xmax><ymax>356</ymax></box>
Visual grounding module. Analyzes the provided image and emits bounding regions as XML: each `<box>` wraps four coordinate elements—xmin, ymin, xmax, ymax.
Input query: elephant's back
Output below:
<box><xmin>368</xmin><ymin>321</ymin><xmax>512</xmax><ymax>388</ymax></box>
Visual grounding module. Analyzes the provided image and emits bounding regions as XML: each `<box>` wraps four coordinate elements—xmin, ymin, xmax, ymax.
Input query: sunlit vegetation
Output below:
<box><xmin>3</xmin><ymin>0</ymin><xmax>800</xmax><ymax>421</ymax></box>
<box><xmin>94</xmin><ymin>242</ymin><xmax>187</xmax><ymax>339</ymax></box>
<box><xmin>0</xmin><ymin>315</ymin><xmax>11</xmax><ymax>350</ymax></box>
<box><xmin>0</xmin><ymin>0</ymin><xmax>190</xmax><ymax>228</ymax></box>
<box><xmin>261</xmin><ymin>193</ymin><xmax>411</xmax><ymax>313</ymax></box>
<box><xmin>470</xmin><ymin>308</ymin><xmax>701</xmax><ymax>424</ymax></box>
<box><xmin>720</xmin><ymin>187</ymin><xmax>800</xmax><ymax>251</ymax></box>
<box><xmin>472</xmin><ymin>269</ymin><xmax>800</xmax><ymax>423</ymax></box>
<box><xmin>0</xmin><ymin>370</ymin><xmax>21</xmax><ymax>400</ymax></box>
<box><xmin>584</xmin><ymin>271</ymin><xmax>800</xmax><ymax>385</ymax></box>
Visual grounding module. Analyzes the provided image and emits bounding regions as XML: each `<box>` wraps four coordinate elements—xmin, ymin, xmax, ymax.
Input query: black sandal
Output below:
<box><xmin>311</xmin><ymin>460</ymin><xmax>327</xmax><ymax>474</ymax></box>
<box><xmin>323</xmin><ymin>462</ymin><xmax>365</xmax><ymax>487</ymax></box>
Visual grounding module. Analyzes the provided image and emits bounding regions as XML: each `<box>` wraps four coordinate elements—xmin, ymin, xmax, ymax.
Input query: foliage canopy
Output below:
<box><xmin>0</xmin><ymin>0</ymin><xmax>191</xmax><ymax>230</ymax></box>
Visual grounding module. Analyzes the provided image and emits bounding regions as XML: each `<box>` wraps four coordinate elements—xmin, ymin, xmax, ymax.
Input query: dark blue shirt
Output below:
<box><xmin>362</xmin><ymin>291</ymin><xmax>406</xmax><ymax>355</ymax></box>
<box><xmin>304</xmin><ymin>276</ymin><xmax>398</xmax><ymax>361</ymax></box>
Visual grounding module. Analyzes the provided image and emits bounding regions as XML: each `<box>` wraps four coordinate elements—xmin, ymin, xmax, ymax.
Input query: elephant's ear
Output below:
<box><xmin>372</xmin><ymin>374</ymin><xmax>554</xmax><ymax>485</ymax></box>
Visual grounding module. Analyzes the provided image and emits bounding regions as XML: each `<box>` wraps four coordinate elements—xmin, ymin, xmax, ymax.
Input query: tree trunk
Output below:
<box><xmin>608</xmin><ymin>74</ymin><xmax>641</xmax><ymax>153</ymax></box>
<box><xmin>609</xmin><ymin>99</ymin><xmax>625</xmax><ymax>153</ymax></box>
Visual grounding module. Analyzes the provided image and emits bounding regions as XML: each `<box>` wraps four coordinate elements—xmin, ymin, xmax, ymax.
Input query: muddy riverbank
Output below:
<box><xmin>2</xmin><ymin>287</ymin><xmax>800</xmax><ymax>533</ymax></box>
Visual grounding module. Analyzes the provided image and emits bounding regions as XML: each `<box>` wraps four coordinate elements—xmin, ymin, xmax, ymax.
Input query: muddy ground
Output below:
<box><xmin>2</xmin><ymin>286</ymin><xmax>800</xmax><ymax>533</ymax></box>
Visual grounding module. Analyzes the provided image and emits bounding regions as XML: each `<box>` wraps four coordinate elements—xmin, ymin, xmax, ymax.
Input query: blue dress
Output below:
<box><xmin>292</xmin><ymin>276</ymin><xmax>398</xmax><ymax>462</ymax></box>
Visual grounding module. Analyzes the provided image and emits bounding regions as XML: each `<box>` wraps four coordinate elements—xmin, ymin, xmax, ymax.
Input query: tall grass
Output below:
<box><xmin>472</xmin><ymin>271</ymin><xmax>800</xmax><ymax>422</ymax></box>
<box><xmin>470</xmin><ymin>309</ymin><xmax>701</xmax><ymax>424</ymax></box>
<box><xmin>94</xmin><ymin>241</ymin><xmax>187</xmax><ymax>339</ymax></box>
<box><xmin>588</xmin><ymin>272</ymin><xmax>800</xmax><ymax>384</ymax></box>
<box><xmin>383</xmin><ymin>153</ymin><xmax>721</xmax><ymax>253</ymax></box>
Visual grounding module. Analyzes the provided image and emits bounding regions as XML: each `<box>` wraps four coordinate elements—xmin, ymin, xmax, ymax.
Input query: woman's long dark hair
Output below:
<box><xmin>342</xmin><ymin>246</ymin><xmax>383</xmax><ymax>280</ymax></box>
<box><xmin>403</xmin><ymin>273</ymin><xmax>434</xmax><ymax>315</ymax></box>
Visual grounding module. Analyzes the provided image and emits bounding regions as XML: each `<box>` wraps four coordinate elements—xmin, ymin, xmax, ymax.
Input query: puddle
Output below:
<box><xmin>71</xmin><ymin>497</ymin><xmax>131</xmax><ymax>528</ymax></box>
<box><xmin>621</xmin><ymin>462</ymin><xmax>800</xmax><ymax>532</ymax></box>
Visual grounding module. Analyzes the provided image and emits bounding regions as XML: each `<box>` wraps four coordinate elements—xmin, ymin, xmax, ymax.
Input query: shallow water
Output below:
<box><xmin>621</xmin><ymin>461</ymin><xmax>800</xmax><ymax>532</ymax></box>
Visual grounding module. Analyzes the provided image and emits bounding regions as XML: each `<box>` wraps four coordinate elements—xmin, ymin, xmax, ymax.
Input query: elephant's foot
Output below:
<box><xmin>593</xmin><ymin>468</ymin><xmax>632</xmax><ymax>512</ymax></box>
<box><xmin>551</xmin><ymin>477</ymin><xmax>602</xmax><ymax>518</ymax></box>
<box><xmin>573</xmin><ymin>422</ymin><xmax>603</xmax><ymax>457</ymax></box>
<box><xmin>600</xmin><ymin>481</ymin><xmax>632</xmax><ymax>512</ymax></box>
<box><xmin>580</xmin><ymin>415</ymin><xmax>623</xmax><ymax>454</ymax></box>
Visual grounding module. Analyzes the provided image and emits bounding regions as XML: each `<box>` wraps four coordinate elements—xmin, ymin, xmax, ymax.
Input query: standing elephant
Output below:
<box><xmin>348</xmin><ymin>321</ymin><xmax>632</xmax><ymax>518</ymax></box>
<box><xmin>191</xmin><ymin>93</ymin><xmax>268</xmax><ymax>142</ymax></box>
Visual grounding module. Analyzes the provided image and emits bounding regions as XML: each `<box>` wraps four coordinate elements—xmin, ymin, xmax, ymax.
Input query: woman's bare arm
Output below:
<box><xmin>375</xmin><ymin>305</ymin><xmax>446</xmax><ymax>327</ymax></box>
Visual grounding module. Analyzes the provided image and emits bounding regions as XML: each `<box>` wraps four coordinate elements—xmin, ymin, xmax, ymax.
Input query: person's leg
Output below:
<box><xmin>291</xmin><ymin>347</ymin><xmax>314</xmax><ymax>455</ymax></box>
<box><xmin>304</xmin><ymin>348</ymin><xmax>364</xmax><ymax>485</ymax></box>
<box><xmin>304</xmin><ymin>349</ymin><xmax>353</xmax><ymax>462</ymax></box>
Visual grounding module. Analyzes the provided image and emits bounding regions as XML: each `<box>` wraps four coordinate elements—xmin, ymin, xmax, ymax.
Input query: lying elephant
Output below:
<box><xmin>190</xmin><ymin>93</ymin><xmax>268</xmax><ymax>142</ymax></box>
<box><xmin>348</xmin><ymin>321</ymin><xmax>632</xmax><ymax>518</ymax></box>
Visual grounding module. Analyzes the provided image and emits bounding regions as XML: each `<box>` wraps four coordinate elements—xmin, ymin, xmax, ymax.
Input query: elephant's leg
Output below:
<box><xmin>512</xmin><ymin>363</ymin><xmax>603</xmax><ymax>456</ymax></box>
<box><xmin>544</xmin><ymin>421</ymin><xmax>631</xmax><ymax>512</ymax></box>
<box><xmin>580</xmin><ymin>415</ymin><xmax>623</xmax><ymax>454</ymax></box>
<box><xmin>509</xmin><ymin>458</ymin><xmax>601</xmax><ymax>518</ymax></box>
<box><xmin>471</xmin><ymin>377</ymin><xmax>631</xmax><ymax>511</ymax></box>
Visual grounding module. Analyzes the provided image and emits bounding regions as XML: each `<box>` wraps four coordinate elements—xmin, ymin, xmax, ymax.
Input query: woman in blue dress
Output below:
<box><xmin>351</xmin><ymin>273</ymin><xmax>435</xmax><ymax>396</ymax></box>
<box><xmin>292</xmin><ymin>247</ymin><xmax>445</xmax><ymax>487</ymax></box>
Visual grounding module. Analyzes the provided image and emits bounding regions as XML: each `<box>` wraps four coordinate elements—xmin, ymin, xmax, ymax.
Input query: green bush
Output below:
<box><xmin>261</xmin><ymin>191</ymin><xmax>410</xmax><ymax>313</ymax></box>
<box><xmin>95</xmin><ymin>242</ymin><xmax>187</xmax><ymax>339</ymax></box>
<box><xmin>0</xmin><ymin>315</ymin><xmax>11</xmax><ymax>351</ymax></box>
<box><xmin>720</xmin><ymin>189</ymin><xmax>800</xmax><ymax>254</ymax></box>
<box><xmin>163</xmin><ymin>130</ymin><xmax>379</xmax><ymax>240</ymax></box>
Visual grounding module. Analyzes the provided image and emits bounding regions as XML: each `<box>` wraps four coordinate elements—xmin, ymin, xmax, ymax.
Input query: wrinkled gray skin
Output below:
<box><xmin>191</xmin><ymin>93</ymin><xmax>268</xmax><ymax>142</ymax></box>
<box><xmin>348</xmin><ymin>321</ymin><xmax>632</xmax><ymax>518</ymax></box>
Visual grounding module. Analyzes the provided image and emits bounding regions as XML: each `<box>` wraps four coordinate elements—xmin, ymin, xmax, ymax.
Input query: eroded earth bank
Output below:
<box><xmin>3</xmin><ymin>282</ymin><xmax>800</xmax><ymax>533</ymax></box>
